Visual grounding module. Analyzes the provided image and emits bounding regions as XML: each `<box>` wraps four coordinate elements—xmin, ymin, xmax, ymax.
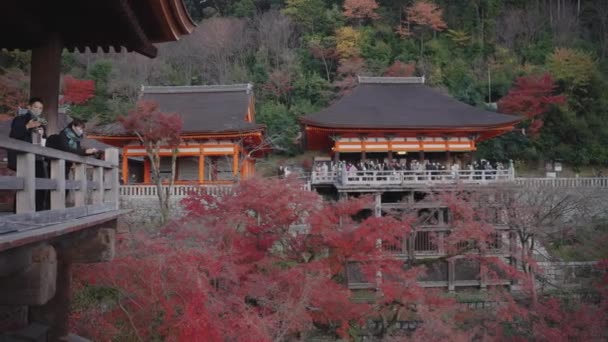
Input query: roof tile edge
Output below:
<box><xmin>143</xmin><ymin>83</ymin><xmax>254</xmax><ymax>94</ymax></box>
<box><xmin>358</xmin><ymin>76</ymin><xmax>426</xmax><ymax>84</ymax></box>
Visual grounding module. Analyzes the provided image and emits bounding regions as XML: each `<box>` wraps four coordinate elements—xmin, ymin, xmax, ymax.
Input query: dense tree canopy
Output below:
<box><xmin>1</xmin><ymin>0</ymin><xmax>608</xmax><ymax>167</ymax></box>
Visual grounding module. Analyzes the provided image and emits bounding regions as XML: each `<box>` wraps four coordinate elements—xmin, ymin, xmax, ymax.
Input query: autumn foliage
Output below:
<box><xmin>498</xmin><ymin>73</ymin><xmax>566</xmax><ymax>135</ymax></box>
<box><xmin>62</xmin><ymin>75</ymin><xmax>95</xmax><ymax>105</ymax></box>
<box><xmin>396</xmin><ymin>0</ymin><xmax>447</xmax><ymax>38</ymax></box>
<box><xmin>0</xmin><ymin>70</ymin><xmax>28</xmax><ymax>115</ymax></box>
<box><xmin>384</xmin><ymin>61</ymin><xmax>416</xmax><ymax>77</ymax></box>
<box><xmin>70</xmin><ymin>178</ymin><xmax>607</xmax><ymax>341</ymax></box>
<box><xmin>343</xmin><ymin>0</ymin><xmax>379</xmax><ymax>21</ymax></box>
<box><xmin>119</xmin><ymin>100</ymin><xmax>183</xmax><ymax>222</ymax></box>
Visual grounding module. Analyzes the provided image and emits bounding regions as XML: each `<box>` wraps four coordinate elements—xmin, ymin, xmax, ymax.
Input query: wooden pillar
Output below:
<box><xmin>232</xmin><ymin>147</ymin><xmax>239</xmax><ymax>178</ymax></box>
<box><xmin>361</xmin><ymin>150</ymin><xmax>367</xmax><ymax>162</ymax></box>
<box><xmin>448</xmin><ymin>259</ymin><xmax>455</xmax><ymax>292</ymax></box>
<box><xmin>374</xmin><ymin>192</ymin><xmax>382</xmax><ymax>217</ymax></box>
<box><xmin>30</xmin><ymin>33</ymin><xmax>62</xmax><ymax>135</ymax></box>
<box><xmin>387</xmin><ymin>150</ymin><xmax>393</xmax><ymax>162</ymax></box>
<box><xmin>198</xmin><ymin>155</ymin><xmax>205</xmax><ymax>184</ymax></box>
<box><xmin>143</xmin><ymin>158</ymin><xmax>151</xmax><ymax>184</ymax></box>
<box><xmin>333</xmin><ymin>151</ymin><xmax>340</xmax><ymax>163</ymax></box>
<box><xmin>419</xmin><ymin>151</ymin><xmax>425</xmax><ymax>162</ymax></box>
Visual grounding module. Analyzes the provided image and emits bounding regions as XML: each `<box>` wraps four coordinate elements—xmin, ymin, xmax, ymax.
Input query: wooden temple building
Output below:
<box><xmin>0</xmin><ymin>1</ymin><xmax>194</xmax><ymax>340</ymax></box>
<box><xmin>300</xmin><ymin>76</ymin><xmax>522</xmax><ymax>292</ymax></box>
<box><xmin>301</xmin><ymin>76</ymin><xmax>520</xmax><ymax>167</ymax></box>
<box><xmin>89</xmin><ymin>84</ymin><xmax>266</xmax><ymax>185</ymax></box>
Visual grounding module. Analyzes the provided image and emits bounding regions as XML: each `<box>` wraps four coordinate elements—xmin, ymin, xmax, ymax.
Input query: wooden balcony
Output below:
<box><xmin>311</xmin><ymin>168</ymin><xmax>515</xmax><ymax>189</ymax></box>
<box><xmin>0</xmin><ymin>137</ymin><xmax>122</xmax><ymax>248</ymax></box>
<box><xmin>0</xmin><ymin>137</ymin><xmax>123</xmax><ymax>340</ymax></box>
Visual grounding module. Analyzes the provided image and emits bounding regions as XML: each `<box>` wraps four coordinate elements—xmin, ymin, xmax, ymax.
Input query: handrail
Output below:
<box><xmin>515</xmin><ymin>177</ymin><xmax>608</xmax><ymax>188</ymax></box>
<box><xmin>311</xmin><ymin>168</ymin><xmax>514</xmax><ymax>186</ymax></box>
<box><xmin>0</xmin><ymin>137</ymin><xmax>116</xmax><ymax>168</ymax></box>
<box><xmin>120</xmin><ymin>184</ymin><xmax>234</xmax><ymax>197</ymax></box>
<box><xmin>0</xmin><ymin>137</ymin><xmax>120</xmax><ymax>225</ymax></box>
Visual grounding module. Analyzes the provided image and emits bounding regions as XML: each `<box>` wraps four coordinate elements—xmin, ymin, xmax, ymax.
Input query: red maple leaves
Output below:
<box><xmin>62</xmin><ymin>75</ymin><xmax>95</xmax><ymax>105</ymax></box>
<box><xmin>70</xmin><ymin>178</ymin><xmax>607</xmax><ymax>340</ymax></box>
<box><xmin>119</xmin><ymin>100</ymin><xmax>182</xmax><ymax>146</ymax></box>
<box><xmin>498</xmin><ymin>73</ymin><xmax>566</xmax><ymax>135</ymax></box>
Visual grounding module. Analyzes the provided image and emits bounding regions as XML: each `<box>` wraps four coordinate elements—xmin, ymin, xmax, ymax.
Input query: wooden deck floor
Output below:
<box><xmin>0</xmin><ymin>209</ymin><xmax>127</xmax><ymax>252</ymax></box>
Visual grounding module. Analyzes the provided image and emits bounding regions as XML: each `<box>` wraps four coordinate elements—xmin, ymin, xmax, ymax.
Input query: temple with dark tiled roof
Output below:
<box><xmin>300</xmin><ymin>76</ymin><xmax>521</xmax><ymax>164</ymax></box>
<box><xmin>89</xmin><ymin>84</ymin><xmax>266</xmax><ymax>185</ymax></box>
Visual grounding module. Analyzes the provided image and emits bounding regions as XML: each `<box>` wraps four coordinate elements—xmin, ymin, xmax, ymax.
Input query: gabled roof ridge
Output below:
<box><xmin>142</xmin><ymin>83</ymin><xmax>253</xmax><ymax>94</ymax></box>
<box><xmin>358</xmin><ymin>76</ymin><xmax>426</xmax><ymax>84</ymax></box>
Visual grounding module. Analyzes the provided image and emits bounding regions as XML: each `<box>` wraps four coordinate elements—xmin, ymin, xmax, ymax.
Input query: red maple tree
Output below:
<box><xmin>396</xmin><ymin>0</ymin><xmax>447</xmax><ymax>38</ymax></box>
<box><xmin>262</xmin><ymin>70</ymin><xmax>293</xmax><ymax>102</ymax></box>
<box><xmin>0</xmin><ymin>70</ymin><xmax>28</xmax><ymax>115</ymax></box>
<box><xmin>62</xmin><ymin>75</ymin><xmax>95</xmax><ymax>105</ymax></box>
<box><xmin>384</xmin><ymin>61</ymin><xmax>416</xmax><ymax>77</ymax></box>
<box><xmin>498</xmin><ymin>73</ymin><xmax>566</xmax><ymax>135</ymax></box>
<box><xmin>70</xmin><ymin>179</ymin><xmax>607</xmax><ymax>340</ymax></box>
<box><xmin>119</xmin><ymin>100</ymin><xmax>182</xmax><ymax>223</ymax></box>
<box><xmin>343</xmin><ymin>0</ymin><xmax>379</xmax><ymax>21</ymax></box>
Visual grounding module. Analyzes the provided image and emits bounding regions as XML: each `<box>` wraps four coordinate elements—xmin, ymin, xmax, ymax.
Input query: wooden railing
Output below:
<box><xmin>0</xmin><ymin>137</ymin><xmax>119</xmax><ymax>234</ymax></box>
<box><xmin>120</xmin><ymin>184</ymin><xmax>234</xmax><ymax>198</ymax></box>
<box><xmin>311</xmin><ymin>168</ymin><xmax>515</xmax><ymax>186</ymax></box>
<box><xmin>515</xmin><ymin>177</ymin><xmax>608</xmax><ymax>188</ymax></box>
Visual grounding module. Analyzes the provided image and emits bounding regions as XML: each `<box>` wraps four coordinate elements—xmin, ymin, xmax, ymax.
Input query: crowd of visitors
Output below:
<box><xmin>314</xmin><ymin>158</ymin><xmax>508</xmax><ymax>174</ymax></box>
<box><xmin>311</xmin><ymin>158</ymin><xmax>510</xmax><ymax>182</ymax></box>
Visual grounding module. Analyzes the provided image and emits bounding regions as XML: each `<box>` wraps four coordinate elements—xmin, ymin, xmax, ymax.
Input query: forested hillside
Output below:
<box><xmin>1</xmin><ymin>0</ymin><xmax>607</xmax><ymax>166</ymax></box>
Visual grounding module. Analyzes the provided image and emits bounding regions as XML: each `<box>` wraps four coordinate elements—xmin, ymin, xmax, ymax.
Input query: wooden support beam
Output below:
<box><xmin>0</xmin><ymin>176</ymin><xmax>24</xmax><ymax>190</ymax></box>
<box><xmin>30</xmin><ymin>33</ymin><xmax>62</xmax><ymax>135</ymax></box>
<box><xmin>0</xmin><ymin>245</ymin><xmax>57</xmax><ymax>306</ymax></box>
<box><xmin>0</xmin><ymin>247</ymin><xmax>32</xmax><ymax>277</ymax></box>
<box><xmin>55</xmin><ymin>228</ymin><xmax>116</xmax><ymax>264</ymax></box>
<box><xmin>198</xmin><ymin>155</ymin><xmax>204</xmax><ymax>184</ymax></box>
<box><xmin>50</xmin><ymin>159</ymin><xmax>65</xmax><ymax>211</ymax></box>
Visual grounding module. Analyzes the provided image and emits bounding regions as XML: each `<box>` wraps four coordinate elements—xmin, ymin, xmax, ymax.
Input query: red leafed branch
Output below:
<box><xmin>396</xmin><ymin>0</ymin><xmax>447</xmax><ymax>37</ymax></box>
<box><xmin>119</xmin><ymin>100</ymin><xmax>182</xmax><ymax>146</ymax></box>
<box><xmin>498</xmin><ymin>73</ymin><xmax>566</xmax><ymax>135</ymax></box>
<box><xmin>343</xmin><ymin>0</ymin><xmax>380</xmax><ymax>20</ymax></box>
<box><xmin>262</xmin><ymin>70</ymin><xmax>294</xmax><ymax>101</ymax></box>
<box><xmin>62</xmin><ymin>75</ymin><xmax>95</xmax><ymax>105</ymax></box>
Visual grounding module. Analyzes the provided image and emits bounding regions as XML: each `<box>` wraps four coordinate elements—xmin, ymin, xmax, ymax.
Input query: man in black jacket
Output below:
<box><xmin>7</xmin><ymin>97</ymin><xmax>48</xmax><ymax>211</ymax></box>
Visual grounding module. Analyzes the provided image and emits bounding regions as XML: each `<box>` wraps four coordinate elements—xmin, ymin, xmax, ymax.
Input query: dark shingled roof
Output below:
<box><xmin>91</xmin><ymin>84</ymin><xmax>264</xmax><ymax>136</ymax></box>
<box><xmin>301</xmin><ymin>77</ymin><xmax>520</xmax><ymax>129</ymax></box>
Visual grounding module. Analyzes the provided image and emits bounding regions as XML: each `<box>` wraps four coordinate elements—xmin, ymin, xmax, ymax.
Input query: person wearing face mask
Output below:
<box><xmin>47</xmin><ymin>119</ymin><xmax>98</xmax><ymax>177</ymax></box>
<box><xmin>7</xmin><ymin>97</ymin><xmax>49</xmax><ymax>211</ymax></box>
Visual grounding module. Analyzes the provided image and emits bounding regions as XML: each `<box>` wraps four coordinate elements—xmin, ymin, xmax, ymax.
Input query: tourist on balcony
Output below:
<box><xmin>46</xmin><ymin>118</ymin><xmax>99</xmax><ymax>177</ymax></box>
<box><xmin>7</xmin><ymin>97</ymin><xmax>49</xmax><ymax>211</ymax></box>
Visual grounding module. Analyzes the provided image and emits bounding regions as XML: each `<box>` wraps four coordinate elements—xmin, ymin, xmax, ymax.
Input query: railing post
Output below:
<box><xmin>104</xmin><ymin>148</ymin><xmax>120</xmax><ymax>210</ymax></box>
<box><xmin>73</xmin><ymin>162</ymin><xmax>87</xmax><ymax>207</ymax></box>
<box><xmin>16</xmin><ymin>152</ymin><xmax>36</xmax><ymax>213</ymax></box>
<box><xmin>92</xmin><ymin>166</ymin><xmax>104</xmax><ymax>204</ymax></box>
<box><xmin>50</xmin><ymin>159</ymin><xmax>66</xmax><ymax>210</ymax></box>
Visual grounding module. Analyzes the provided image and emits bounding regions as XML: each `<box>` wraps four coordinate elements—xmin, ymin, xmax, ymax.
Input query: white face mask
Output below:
<box><xmin>73</xmin><ymin>127</ymin><xmax>84</xmax><ymax>136</ymax></box>
<box><xmin>30</xmin><ymin>108</ymin><xmax>42</xmax><ymax>116</ymax></box>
